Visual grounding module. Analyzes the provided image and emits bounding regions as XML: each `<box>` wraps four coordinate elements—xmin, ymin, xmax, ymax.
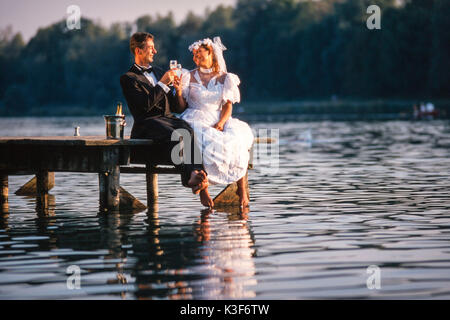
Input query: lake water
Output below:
<box><xmin>0</xmin><ymin>116</ymin><xmax>450</xmax><ymax>299</ymax></box>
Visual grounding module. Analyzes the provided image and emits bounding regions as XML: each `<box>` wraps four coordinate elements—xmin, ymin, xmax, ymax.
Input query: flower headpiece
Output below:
<box><xmin>188</xmin><ymin>36</ymin><xmax>227</xmax><ymax>73</ymax></box>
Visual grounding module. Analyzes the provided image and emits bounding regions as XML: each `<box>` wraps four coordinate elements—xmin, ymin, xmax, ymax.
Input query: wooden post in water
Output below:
<box><xmin>99</xmin><ymin>148</ymin><xmax>121</xmax><ymax>212</ymax></box>
<box><xmin>146</xmin><ymin>165</ymin><xmax>158</xmax><ymax>208</ymax></box>
<box><xmin>36</xmin><ymin>171</ymin><xmax>51</xmax><ymax>214</ymax></box>
<box><xmin>0</xmin><ymin>174</ymin><xmax>8</xmax><ymax>213</ymax></box>
<box><xmin>99</xmin><ymin>167</ymin><xmax>120</xmax><ymax>212</ymax></box>
<box><xmin>15</xmin><ymin>172</ymin><xmax>55</xmax><ymax>196</ymax></box>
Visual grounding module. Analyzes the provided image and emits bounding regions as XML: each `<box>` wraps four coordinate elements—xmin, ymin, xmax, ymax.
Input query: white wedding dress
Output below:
<box><xmin>179</xmin><ymin>69</ymin><xmax>254</xmax><ymax>185</ymax></box>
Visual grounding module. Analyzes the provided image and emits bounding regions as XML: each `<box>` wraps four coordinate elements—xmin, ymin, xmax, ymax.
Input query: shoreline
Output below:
<box><xmin>0</xmin><ymin>99</ymin><xmax>449</xmax><ymax>120</ymax></box>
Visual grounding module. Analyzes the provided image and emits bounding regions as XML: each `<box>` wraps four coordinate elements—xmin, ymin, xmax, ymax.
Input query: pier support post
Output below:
<box><xmin>99</xmin><ymin>166</ymin><xmax>121</xmax><ymax>212</ymax></box>
<box><xmin>99</xmin><ymin>147</ymin><xmax>121</xmax><ymax>213</ymax></box>
<box><xmin>36</xmin><ymin>171</ymin><xmax>51</xmax><ymax>214</ymax></box>
<box><xmin>0</xmin><ymin>174</ymin><xmax>8</xmax><ymax>213</ymax></box>
<box><xmin>146</xmin><ymin>166</ymin><xmax>158</xmax><ymax>208</ymax></box>
<box><xmin>15</xmin><ymin>172</ymin><xmax>55</xmax><ymax>196</ymax></box>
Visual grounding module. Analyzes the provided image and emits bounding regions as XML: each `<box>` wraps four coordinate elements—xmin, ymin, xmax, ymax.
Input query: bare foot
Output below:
<box><xmin>240</xmin><ymin>206</ymin><xmax>250</xmax><ymax>216</ymax></box>
<box><xmin>237</xmin><ymin>187</ymin><xmax>249</xmax><ymax>209</ymax></box>
<box><xmin>199</xmin><ymin>188</ymin><xmax>214</xmax><ymax>208</ymax></box>
<box><xmin>192</xmin><ymin>179</ymin><xmax>208</xmax><ymax>195</ymax></box>
<box><xmin>188</xmin><ymin>170</ymin><xmax>208</xmax><ymax>194</ymax></box>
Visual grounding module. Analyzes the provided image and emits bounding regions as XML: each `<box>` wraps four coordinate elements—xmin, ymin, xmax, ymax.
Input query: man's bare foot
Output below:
<box><xmin>237</xmin><ymin>187</ymin><xmax>249</xmax><ymax>208</ymax></box>
<box><xmin>188</xmin><ymin>170</ymin><xmax>208</xmax><ymax>194</ymax></box>
<box><xmin>192</xmin><ymin>180</ymin><xmax>208</xmax><ymax>195</ymax></box>
<box><xmin>200</xmin><ymin>188</ymin><xmax>214</xmax><ymax>208</ymax></box>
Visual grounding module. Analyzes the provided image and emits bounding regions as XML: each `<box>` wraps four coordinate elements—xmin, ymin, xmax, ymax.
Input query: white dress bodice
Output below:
<box><xmin>186</xmin><ymin>72</ymin><xmax>223</xmax><ymax>113</ymax></box>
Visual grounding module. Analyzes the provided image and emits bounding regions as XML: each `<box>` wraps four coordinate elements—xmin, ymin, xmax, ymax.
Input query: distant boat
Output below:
<box><xmin>413</xmin><ymin>103</ymin><xmax>439</xmax><ymax>120</ymax></box>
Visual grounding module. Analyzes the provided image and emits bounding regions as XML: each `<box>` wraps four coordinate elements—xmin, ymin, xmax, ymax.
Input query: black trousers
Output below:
<box><xmin>131</xmin><ymin>115</ymin><xmax>205</xmax><ymax>187</ymax></box>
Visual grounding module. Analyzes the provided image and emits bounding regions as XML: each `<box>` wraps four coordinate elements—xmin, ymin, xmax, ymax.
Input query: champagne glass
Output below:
<box><xmin>169</xmin><ymin>60</ymin><xmax>177</xmax><ymax>86</ymax></box>
<box><xmin>177</xmin><ymin>63</ymin><xmax>182</xmax><ymax>78</ymax></box>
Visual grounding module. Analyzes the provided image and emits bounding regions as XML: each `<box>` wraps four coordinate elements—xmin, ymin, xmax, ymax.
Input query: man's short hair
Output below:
<box><xmin>130</xmin><ymin>32</ymin><xmax>154</xmax><ymax>55</ymax></box>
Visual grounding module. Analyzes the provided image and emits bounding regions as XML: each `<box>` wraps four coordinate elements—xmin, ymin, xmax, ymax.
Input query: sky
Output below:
<box><xmin>0</xmin><ymin>0</ymin><xmax>237</xmax><ymax>41</ymax></box>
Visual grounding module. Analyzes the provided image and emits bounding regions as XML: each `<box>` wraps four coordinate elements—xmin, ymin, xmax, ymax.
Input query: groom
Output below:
<box><xmin>120</xmin><ymin>32</ymin><xmax>209</xmax><ymax>198</ymax></box>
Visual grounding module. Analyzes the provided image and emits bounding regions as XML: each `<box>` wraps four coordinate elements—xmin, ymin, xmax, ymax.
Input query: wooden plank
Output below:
<box><xmin>0</xmin><ymin>136</ymin><xmax>154</xmax><ymax>147</ymax></box>
<box><xmin>0</xmin><ymin>144</ymin><xmax>132</xmax><ymax>173</ymax></box>
<box><xmin>213</xmin><ymin>172</ymin><xmax>249</xmax><ymax>207</ymax></box>
<box><xmin>120</xmin><ymin>166</ymin><xmax>181</xmax><ymax>174</ymax></box>
<box><xmin>15</xmin><ymin>172</ymin><xmax>55</xmax><ymax>196</ymax></box>
<box><xmin>119</xmin><ymin>186</ymin><xmax>147</xmax><ymax>213</ymax></box>
<box><xmin>0</xmin><ymin>170</ymin><xmax>35</xmax><ymax>175</ymax></box>
<box><xmin>0</xmin><ymin>135</ymin><xmax>269</xmax><ymax>147</ymax></box>
<box><xmin>213</xmin><ymin>182</ymin><xmax>239</xmax><ymax>206</ymax></box>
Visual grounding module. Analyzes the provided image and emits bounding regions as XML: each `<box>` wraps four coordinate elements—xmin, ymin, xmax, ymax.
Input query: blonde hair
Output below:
<box><xmin>199</xmin><ymin>44</ymin><xmax>220</xmax><ymax>73</ymax></box>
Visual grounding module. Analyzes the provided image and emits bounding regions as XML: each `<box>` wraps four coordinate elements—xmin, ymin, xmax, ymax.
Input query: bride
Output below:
<box><xmin>173</xmin><ymin>37</ymin><xmax>254</xmax><ymax>209</ymax></box>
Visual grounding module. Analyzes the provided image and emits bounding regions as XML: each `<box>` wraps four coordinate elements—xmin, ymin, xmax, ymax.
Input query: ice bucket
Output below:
<box><xmin>104</xmin><ymin>115</ymin><xmax>125</xmax><ymax>139</ymax></box>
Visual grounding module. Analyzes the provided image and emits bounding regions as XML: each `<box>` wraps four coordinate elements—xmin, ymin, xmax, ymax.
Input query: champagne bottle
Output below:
<box><xmin>116</xmin><ymin>102</ymin><xmax>123</xmax><ymax>116</ymax></box>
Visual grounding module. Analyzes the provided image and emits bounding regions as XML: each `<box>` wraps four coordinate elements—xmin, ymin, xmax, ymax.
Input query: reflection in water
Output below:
<box><xmin>1</xmin><ymin>119</ymin><xmax>450</xmax><ymax>299</ymax></box>
<box><xmin>132</xmin><ymin>208</ymin><xmax>195</xmax><ymax>300</ymax></box>
<box><xmin>34</xmin><ymin>195</ymin><xmax>58</xmax><ymax>253</ymax></box>
<box><xmin>191</xmin><ymin>208</ymin><xmax>257</xmax><ymax>299</ymax></box>
<box><xmin>131</xmin><ymin>207</ymin><xmax>257</xmax><ymax>300</ymax></box>
<box><xmin>97</xmin><ymin>211</ymin><xmax>135</xmax><ymax>299</ymax></box>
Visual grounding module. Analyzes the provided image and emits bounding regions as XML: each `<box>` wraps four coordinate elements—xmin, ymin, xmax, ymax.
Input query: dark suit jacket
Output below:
<box><xmin>120</xmin><ymin>64</ymin><xmax>181</xmax><ymax>138</ymax></box>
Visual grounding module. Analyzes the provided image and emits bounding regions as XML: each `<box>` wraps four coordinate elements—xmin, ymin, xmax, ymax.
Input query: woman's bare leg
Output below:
<box><xmin>199</xmin><ymin>187</ymin><xmax>214</xmax><ymax>208</ymax></box>
<box><xmin>236</xmin><ymin>174</ymin><xmax>249</xmax><ymax>208</ymax></box>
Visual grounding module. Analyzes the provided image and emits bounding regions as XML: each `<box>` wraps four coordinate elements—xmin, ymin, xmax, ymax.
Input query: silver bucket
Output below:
<box><xmin>104</xmin><ymin>115</ymin><xmax>125</xmax><ymax>139</ymax></box>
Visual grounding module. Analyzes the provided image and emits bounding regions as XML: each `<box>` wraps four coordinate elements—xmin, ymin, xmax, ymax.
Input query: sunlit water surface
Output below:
<box><xmin>0</xmin><ymin>116</ymin><xmax>449</xmax><ymax>299</ymax></box>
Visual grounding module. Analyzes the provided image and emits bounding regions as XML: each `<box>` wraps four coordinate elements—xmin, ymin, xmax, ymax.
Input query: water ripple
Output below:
<box><xmin>0</xmin><ymin>118</ymin><xmax>449</xmax><ymax>299</ymax></box>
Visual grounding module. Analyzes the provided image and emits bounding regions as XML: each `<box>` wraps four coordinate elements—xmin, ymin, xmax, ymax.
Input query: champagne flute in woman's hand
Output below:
<box><xmin>169</xmin><ymin>60</ymin><xmax>178</xmax><ymax>86</ymax></box>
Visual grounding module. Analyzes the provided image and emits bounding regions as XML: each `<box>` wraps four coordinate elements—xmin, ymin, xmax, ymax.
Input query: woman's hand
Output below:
<box><xmin>160</xmin><ymin>70</ymin><xmax>176</xmax><ymax>86</ymax></box>
<box><xmin>212</xmin><ymin>122</ymin><xmax>224</xmax><ymax>131</ymax></box>
<box><xmin>173</xmin><ymin>75</ymin><xmax>183</xmax><ymax>96</ymax></box>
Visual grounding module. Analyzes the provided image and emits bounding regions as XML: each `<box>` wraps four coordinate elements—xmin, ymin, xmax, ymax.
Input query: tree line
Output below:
<box><xmin>0</xmin><ymin>0</ymin><xmax>449</xmax><ymax>116</ymax></box>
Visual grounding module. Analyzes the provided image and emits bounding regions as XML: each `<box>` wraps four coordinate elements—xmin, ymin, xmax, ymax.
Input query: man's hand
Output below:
<box><xmin>173</xmin><ymin>75</ymin><xmax>183</xmax><ymax>96</ymax></box>
<box><xmin>160</xmin><ymin>70</ymin><xmax>176</xmax><ymax>86</ymax></box>
<box><xmin>212</xmin><ymin>122</ymin><xmax>224</xmax><ymax>131</ymax></box>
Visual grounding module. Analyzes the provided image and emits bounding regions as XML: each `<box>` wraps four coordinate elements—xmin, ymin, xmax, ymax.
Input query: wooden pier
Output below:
<box><xmin>0</xmin><ymin>136</ymin><xmax>267</xmax><ymax>214</ymax></box>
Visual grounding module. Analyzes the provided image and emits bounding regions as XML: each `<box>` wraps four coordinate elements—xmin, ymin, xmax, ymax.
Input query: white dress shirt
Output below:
<box><xmin>135</xmin><ymin>64</ymin><xmax>170</xmax><ymax>94</ymax></box>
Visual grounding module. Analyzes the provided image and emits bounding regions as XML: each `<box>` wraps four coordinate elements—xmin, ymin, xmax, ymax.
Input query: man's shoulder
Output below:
<box><xmin>121</xmin><ymin>67</ymin><xmax>139</xmax><ymax>83</ymax></box>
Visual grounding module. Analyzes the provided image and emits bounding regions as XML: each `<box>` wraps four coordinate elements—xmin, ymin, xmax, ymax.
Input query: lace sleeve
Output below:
<box><xmin>222</xmin><ymin>72</ymin><xmax>241</xmax><ymax>104</ymax></box>
<box><xmin>181</xmin><ymin>70</ymin><xmax>191</xmax><ymax>100</ymax></box>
